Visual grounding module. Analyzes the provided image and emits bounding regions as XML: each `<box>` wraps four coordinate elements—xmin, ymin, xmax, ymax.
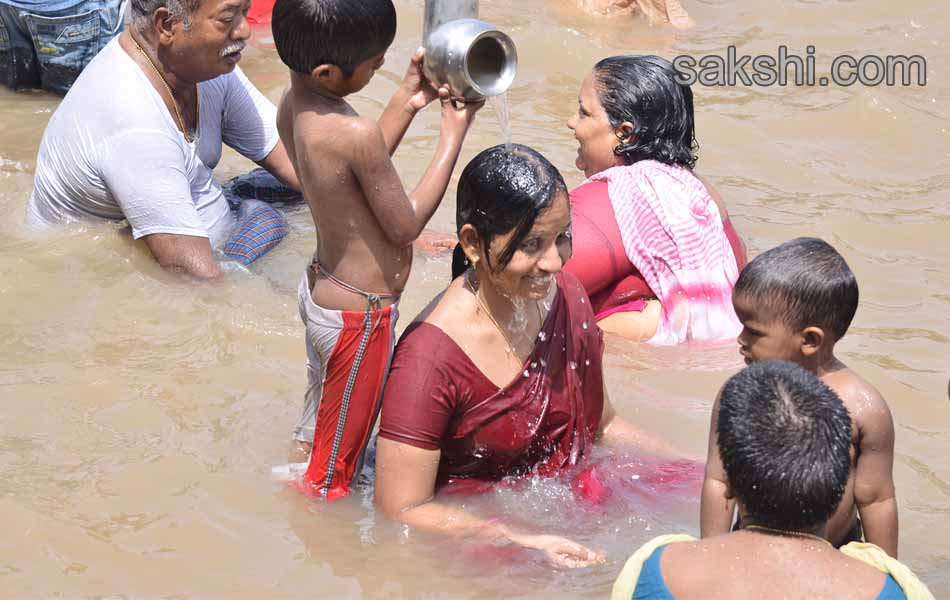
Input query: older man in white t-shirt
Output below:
<box><xmin>26</xmin><ymin>0</ymin><xmax>299</xmax><ymax>278</ymax></box>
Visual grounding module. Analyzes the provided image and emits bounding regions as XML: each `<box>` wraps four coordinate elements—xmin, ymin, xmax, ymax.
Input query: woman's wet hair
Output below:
<box><xmin>717</xmin><ymin>361</ymin><xmax>852</xmax><ymax>531</ymax></box>
<box><xmin>272</xmin><ymin>0</ymin><xmax>396</xmax><ymax>76</ymax></box>
<box><xmin>733</xmin><ymin>237</ymin><xmax>859</xmax><ymax>341</ymax></box>
<box><xmin>452</xmin><ymin>144</ymin><xmax>568</xmax><ymax>279</ymax></box>
<box><xmin>593</xmin><ymin>55</ymin><xmax>698</xmax><ymax>169</ymax></box>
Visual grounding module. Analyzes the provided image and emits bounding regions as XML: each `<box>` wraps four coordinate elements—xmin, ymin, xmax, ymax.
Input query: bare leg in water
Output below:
<box><xmin>289</xmin><ymin>440</ymin><xmax>312</xmax><ymax>463</ymax></box>
<box><xmin>579</xmin><ymin>0</ymin><xmax>695</xmax><ymax>29</ymax></box>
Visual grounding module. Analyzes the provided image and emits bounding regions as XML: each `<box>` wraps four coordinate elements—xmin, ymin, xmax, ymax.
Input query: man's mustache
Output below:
<box><xmin>221</xmin><ymin>42</ymin><xmax>246</xmax><ymax>57</ymax></box>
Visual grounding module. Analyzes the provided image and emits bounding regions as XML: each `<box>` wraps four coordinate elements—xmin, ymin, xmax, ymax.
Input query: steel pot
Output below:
<box><xmin>423</xmin><ymin>18</ymin><xmax>518</xmax><ymax>101</ymax></box>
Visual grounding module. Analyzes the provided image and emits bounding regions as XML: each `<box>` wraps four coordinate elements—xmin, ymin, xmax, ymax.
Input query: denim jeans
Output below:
<box><xmin>0</xmin><ymin>0</ymin><xmax>125</xmax><ymax>94</ymax></box>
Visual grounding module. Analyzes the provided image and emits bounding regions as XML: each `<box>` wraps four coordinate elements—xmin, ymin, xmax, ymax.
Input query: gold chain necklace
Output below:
<box><xmin>467</xmin><ymin>269</ymin><xmax>543</xmax><ymax>358</ymax></box>
<box><xmin>128</xmin><ymin>32</ymin><xmax>199</xmax><ymax>142</ymax></box>
<box><xmin>745</xmin><ymin>524</ymin><xmax>832</xmax><ymax>546</ymax></box>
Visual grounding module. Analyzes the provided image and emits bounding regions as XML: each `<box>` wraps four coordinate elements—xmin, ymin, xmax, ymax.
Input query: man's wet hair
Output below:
<box><xmin>272</xmin><ymin>0</ymin><xmax>396</xmax><ymax>76</ymax></box>
<box><xmin>131</xmin><ymin>0</ymin><xmax>201</xmax><ymax>29</ymax></box>
<box><xmin>452</xmin><ymin>144</ymin><xmax>569</xmax><ymax>279</ymax></box>
<box><xmin>593</xmin><ymin>55</ymin><xmax>697</xmax><ymax>169</ymax></box>
<box><xmin>734</xmin><ymin>237</ymin><xmax>859</xmax><ymax>341</ymax></box>
<box><xmin>717</xmin><ymin>360</ymin><xmax>852</xmax><ymax>531</ymax></box>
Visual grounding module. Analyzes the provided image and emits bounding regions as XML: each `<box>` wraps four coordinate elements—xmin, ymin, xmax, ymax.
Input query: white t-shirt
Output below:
<box><xmin>26</xmin><ymin>37</ymin><xmax>280</xmax><ymax>247</ymax></box>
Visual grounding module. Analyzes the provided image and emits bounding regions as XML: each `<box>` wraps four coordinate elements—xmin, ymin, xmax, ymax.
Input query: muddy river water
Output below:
<box><xmin>0</xmin><ymin>0</ymin><xmax>947</xmax><ymax>597</ymax></box>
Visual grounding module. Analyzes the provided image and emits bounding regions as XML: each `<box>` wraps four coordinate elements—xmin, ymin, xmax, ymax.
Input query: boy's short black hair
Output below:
<box><xmin>717</xmin><ymin>361</ymin><xmax>852</xmax><ymax>531</ymax></box>
<box><xmin>272</xmin><ymin>0</ymin><xmax>397</xmax><ymax>76</ymax></box>
<box><xmin>733</xmin><ymin>237</ymin><xmax>859</xmax><ymax>341</ymax></box>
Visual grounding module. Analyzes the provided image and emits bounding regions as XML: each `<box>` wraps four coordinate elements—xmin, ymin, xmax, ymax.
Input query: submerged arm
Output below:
<box><xmin>142</xmin><ymin>233</ymin><xmax>221</xmax><ymax>279</ymax></box>
<box><xmin>700</xmin><ymin>394</ymin><xmax>735</xmax><ymax>537</ymax></box>
<box><xmin>102</xmin><ymin>131</ymin><xmax>223</xmax><ymax>279</ymax></box>
<box><xmin>596</xmin><ymin>300</ymin><xmax>661</xmax><ymax>341</ymax></box>
<box><xmin>255</xmin><ymin>141</ymin><xmax>300</xmax><ymax>191</ymax></box>
<box><xmin>374</xmin><ymin>437</ymin><xmax>604</xmax><ymax>568</ymax></box>
<box><xmin>598</xmin><ymin>383</ymin><xmax>681</xmax><ymax>457</ymax></box>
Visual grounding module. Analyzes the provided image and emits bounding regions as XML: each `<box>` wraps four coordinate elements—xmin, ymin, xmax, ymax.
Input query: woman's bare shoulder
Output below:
<box><xmin>418</xmin><ymin>278</ymin><xmax>475</xmax><ymax>330</ymax></box>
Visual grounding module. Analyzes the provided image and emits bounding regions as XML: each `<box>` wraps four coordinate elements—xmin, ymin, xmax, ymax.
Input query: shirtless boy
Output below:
<box><xmin>272</xmin><ymin>0</ymin><xmax>480</xmax><ymax>499</ymax></box>
<box><xmin>701</xmin><ymin>237</ymin><xmax>899</xmax><ymax>556</ymax></box>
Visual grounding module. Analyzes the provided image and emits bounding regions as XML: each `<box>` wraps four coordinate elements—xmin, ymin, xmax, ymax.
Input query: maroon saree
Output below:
<box><xmin>378</xmin><ymin>272</ymin><xmax>605</xmax><ymax>490</ymax></box>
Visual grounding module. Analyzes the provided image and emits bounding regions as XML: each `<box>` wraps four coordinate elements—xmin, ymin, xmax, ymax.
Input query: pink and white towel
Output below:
<box><xmin>586</xmin><ymin>160</ymin><xmax>741</xmax><ymax>344</ymax></box>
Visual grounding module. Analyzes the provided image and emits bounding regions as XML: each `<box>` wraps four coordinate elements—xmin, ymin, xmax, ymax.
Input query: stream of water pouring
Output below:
<box><xmin>488</xmin><ymin>93</ymin><xmax>512</xmax><ymax>149</ymax></box>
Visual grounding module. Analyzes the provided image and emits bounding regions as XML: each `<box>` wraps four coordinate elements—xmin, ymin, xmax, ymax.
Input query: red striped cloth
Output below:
<box><xmin>586</xmin><ymin>161</ymin><xmax>741</xmax><ymax>344</ymax></box>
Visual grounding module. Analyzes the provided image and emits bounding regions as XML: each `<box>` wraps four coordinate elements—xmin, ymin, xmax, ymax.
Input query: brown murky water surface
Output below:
<box><xmin>1</xmin><ymin>0</ymin><xmax>947</xmax><ymax>597</ymax></box>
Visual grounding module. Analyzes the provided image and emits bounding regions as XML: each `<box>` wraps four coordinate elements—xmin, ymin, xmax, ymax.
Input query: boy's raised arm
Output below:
<box><xmin>378</xmin><ymin>49</ymin><xmax>440</xmax><ymax>156</ymax></box>
<box><xmin>701</xmin><ymin>394</ymin><xmax>736</xmax><ymax>537</ymax></box>
<box><xmin>853</xmin><ymin>393</ymin><xmax>899</xmax><ymax>557</ymax></box>
<box><xmin>351</xmin><ymin>92</ymin><xmax>480</xmax><ymax>247</ymax></box>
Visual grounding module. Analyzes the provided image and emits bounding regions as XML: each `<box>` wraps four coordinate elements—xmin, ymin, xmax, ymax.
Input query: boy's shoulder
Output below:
<box><xmin>283</xmin><ymin>88</ymin><xmax>377</xmax><ymax>135</ymax></box>
<box><xmin>292</xmin><ymin>103</ymin><xmax>382</xmax><ymax>151</ymax></box>
<box><xmin>821</xmin><ymin>363</ymin><xmax>892</xmax><ymax>428</ymax></box>
<box><xmin>822</xmin><ymin>363</ymin><xmax>883</xmax><ymax>402</ymax></box>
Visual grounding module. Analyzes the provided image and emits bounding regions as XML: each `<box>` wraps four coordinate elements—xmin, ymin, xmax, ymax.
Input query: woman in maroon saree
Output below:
<box><xmin>375</xmin><ymin>145</ymin><xmax>678</xmax><ymax>568</ymax></box>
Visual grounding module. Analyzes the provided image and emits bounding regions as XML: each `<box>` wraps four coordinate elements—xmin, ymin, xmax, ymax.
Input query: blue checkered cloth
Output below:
<box><xmin>221</xmin><ymin>169</ymin><xmax>301</xmax><ymax>265</ymax></box>
<box><xmin>223</xmin><ymin>202</ymin><xmax>288</xmax><ymax>265</ymax></box>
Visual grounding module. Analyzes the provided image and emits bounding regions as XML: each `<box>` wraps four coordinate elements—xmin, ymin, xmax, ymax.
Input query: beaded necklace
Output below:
<box><xmin>745</xmin><ymin>524</ymin><xmax>832</xmax><ymax>546</ymax></box>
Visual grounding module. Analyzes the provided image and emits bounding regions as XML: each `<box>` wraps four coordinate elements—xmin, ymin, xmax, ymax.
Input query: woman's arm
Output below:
<box><xmin>596</xmin><ymin>299</ymin><xmax>661</xmax><ymax>340</ymax></box>
<box><xmin>374</xmin><ymin>437</ymin><xmax>604</xmax><ymax>568</ymax></box>
<box><xmin>563</xmin><ymin>183</ymin><xmax>623</xmax><ymax>297</ymax></box>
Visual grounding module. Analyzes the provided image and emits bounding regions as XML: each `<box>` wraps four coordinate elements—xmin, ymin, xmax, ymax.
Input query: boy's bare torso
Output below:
<box><xmin>278</xmin><ymin>90</ymin><xmax>411</xmax><ymax>312</ymax></box>
<box><xmin>820</xmin><ymin>361</ymin><xmax>888</xmax><ymax>545</ymax></box>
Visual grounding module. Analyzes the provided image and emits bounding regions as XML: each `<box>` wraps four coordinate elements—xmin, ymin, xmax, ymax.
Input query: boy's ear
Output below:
<box><xmin>800</xmin><ymin>326</ymin><xmax>826</xmax><ymax>357</ymax></box>
<box><xmin>312</xmin><ymin>63</ymin><xmax>344</xmax><ymax>85</ymax></box>
<box><xmin>458</xmin><ymin>224</ymin><xmax>483</xmax><ymax>268</ymax></box>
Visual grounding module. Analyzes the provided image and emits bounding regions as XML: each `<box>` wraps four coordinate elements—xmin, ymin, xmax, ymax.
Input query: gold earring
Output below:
<box><xmin>465</xmin><ymin>267</ymin><xmax>480</xmax><ymax>291</ymax></box>
<box><xmin>614</xmin><ymin>131</ymin><xmax>629</xmax><ymax>155</ymax></box>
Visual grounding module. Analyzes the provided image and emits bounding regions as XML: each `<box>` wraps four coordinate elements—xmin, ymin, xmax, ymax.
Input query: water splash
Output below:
<box><xmin>488</xmin><ymin>93</ymin><xmax>512</xmax><ymax>149</ymax></box>
<box><xmin>508</xmin><ymin>295</ymin><xmax>528</xmax><ymax>333</ymax></box>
